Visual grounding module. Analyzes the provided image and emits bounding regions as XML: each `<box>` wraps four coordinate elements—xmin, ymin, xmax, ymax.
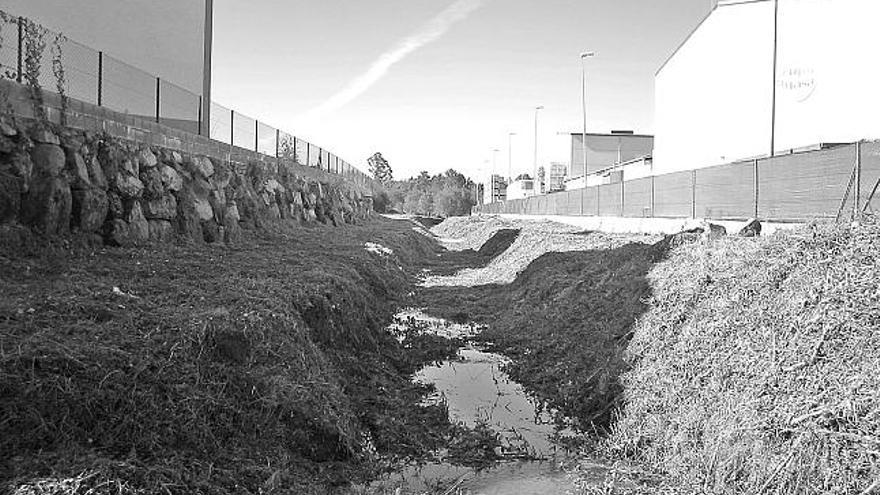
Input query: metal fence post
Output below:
<box><xmin>275</xmin><ymin>129</ymin><xmax>280</xmax><ymax>159</ymax></box>
<box><xmin>306</xmin><ymin>142</ymin><xmax>310</xmax><ymax>167</ymax></box>
<box><xmin>691</xmin><ymin>169</ymin><xmax>697</xmax><ymax>218</ymax></box>
<box><xmin>650</xmin><ymin>174</ymin><xmax>655</xmax><ymax>218</ymax></box>
<box><xmin>97</xmin><ymin>51</ymin><xmax>103</xmax><ymax>106</ymax></box>
<box><xmin>16</xmin><ymin>17</ymin><xmax>23</xmax><ymax>83</ymax></box>
<box><xmin>254</xmin><ymin>120</ymin><xmax>259</xmax><ymax>152</ymax></box>
<box><xmin>855</xmin><ymin>141</ymin><xmax>862</xmax><ymax>219</ymax></box>
<box><xmin>230</xmin><ymin>109</ymin><xmax>234</xmax><ymax>145</ymax></box>
<box><xmin>754</xmin><ymin>159</ymin><xmax>759</xmax><ymax>218</ymax></box>
<box><xmin>155</xmin><ymin>77</ymin><xmax>161</xmax><ymax>123</ymax></box>
<box><xmin>620</xmin><ymin>179</ymin><xmax>625</xmax><ymax>217</ymax></box>
<box><xmin>197</xmin><ymin>96</ymin><xmax>202</xmax><ymax>135</ymax></box>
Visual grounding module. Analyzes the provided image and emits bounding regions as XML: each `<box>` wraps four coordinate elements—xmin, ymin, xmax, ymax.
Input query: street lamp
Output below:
<box><xmin>491</xmin><ymin>148</ymin><xmax>500</xmax><ymax>202</ymax></box>
<box><xmin>581</xmin><ymin>51</ymin><xmax>596</xmax><ymax>182</ymax></box>
<box><xmin>508</xmin><ymin>132</ymin><xmax>517</xmax><ymax>183</ymax></box>
<box><xmin>533</xmin><ymin>105</ymin><xmax>544</xmax><ymax>193</ymax></box>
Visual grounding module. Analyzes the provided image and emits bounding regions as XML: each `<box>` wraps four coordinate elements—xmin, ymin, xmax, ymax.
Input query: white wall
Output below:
<box><xmin>4</xmin><ymin>0</ymin><xmax>207</xmax><ymax>95</ymax></box>
<box><xmin>653</xmin><ymin>0</ymin><xmax>775</xmax><ymax>175</ymax></box>
<box><xmin>653</xmin><ymin>0</ymin><xmax>880</xmax><ymax>175</ymax></box>
<box><xmin>774</xmin><ymin>0</ymin><xmax>880</xmax><ymax>152</ymax></box>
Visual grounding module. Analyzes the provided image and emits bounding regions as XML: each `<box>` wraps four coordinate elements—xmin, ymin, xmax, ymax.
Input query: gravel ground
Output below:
<box><xmin>425</xmin><ymin>217</ymin><xmax>659</xmax><ymax>287</ymax></box>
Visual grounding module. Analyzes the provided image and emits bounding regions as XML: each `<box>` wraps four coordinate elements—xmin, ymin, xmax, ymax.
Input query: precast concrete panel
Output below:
<box><xmin>598</xmin><ymin>183</ymin><xmax>623</xmax><ymax>217</ymax></box>
<box><xmin>653</xmin><ymin>171</ymin><xmax>694</xmax><ymax>218</ymax></box>
<box><xmin>623</xmin><ymin>177</ymin><xmax>653</xmax><ymax>218</ymax></box>
<box><xmin>758</xmin><ymin>145</ymin><xmax>857</xmax><ymax>221</ymax></box>
<box><xmin>694</xmin><ymin>160</ymin><xmax>756</xmax><ymax>220</ymax></box>
<box><xmin>860</xmin><ymin>141</ymin><xmax>880</xmax><ymax>215</ymax></box>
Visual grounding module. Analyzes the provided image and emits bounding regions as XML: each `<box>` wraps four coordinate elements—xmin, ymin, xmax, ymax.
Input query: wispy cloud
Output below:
<box><xmin>299</xmin><ymin>0</ymin><xmax>486</xmax><ymax>121</ymax></box>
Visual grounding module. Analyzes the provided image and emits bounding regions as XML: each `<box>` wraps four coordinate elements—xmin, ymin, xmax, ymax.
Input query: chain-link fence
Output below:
<box><xmin>0</xmin><ymin>11</ymin><xmax>373</xmax><ymax>187</ymax></box>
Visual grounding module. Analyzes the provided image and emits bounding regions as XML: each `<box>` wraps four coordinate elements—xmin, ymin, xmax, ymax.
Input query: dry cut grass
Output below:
<box><xmin>595</xmin><ymin>222</ymin><xmax>880</xmax><ymax>494</ymax></box>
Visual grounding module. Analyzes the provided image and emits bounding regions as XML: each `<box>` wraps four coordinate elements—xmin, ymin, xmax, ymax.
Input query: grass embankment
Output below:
<box><xmin>592</xmin><ymin>223</ymin><xmax>880</xmax><ymax>494</ymax></box>
<box><xmin>421</xmin><ymin>218</ymin><xmax>663</xmax><ymax>431</ymax></box>
<box><xmin>0</xmin><ymin>218</ymin><xmax>479</xmax><ymax>494</ymax></box>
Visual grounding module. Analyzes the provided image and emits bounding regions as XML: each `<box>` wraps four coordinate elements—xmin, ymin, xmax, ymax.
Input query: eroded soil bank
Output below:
<box><xmin>0</xmin><ymin>217</ymin><xmax>521</xmax><ymax>494</ymax></box>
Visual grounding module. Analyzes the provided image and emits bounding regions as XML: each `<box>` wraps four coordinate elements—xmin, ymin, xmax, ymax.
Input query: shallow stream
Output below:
<box><xmin>369</xmin><ymin>310</ymin><xmax>606</xmax><ymax>494</ymax></box>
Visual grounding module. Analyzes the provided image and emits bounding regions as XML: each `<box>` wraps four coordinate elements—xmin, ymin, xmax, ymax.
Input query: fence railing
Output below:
<box><xmin>476</xmin><ymin>141</ymin><xmax>880</xmax><ymax>223</ymax></box>
<box><xmin>0</xmin><ymin>11</ymin><xmax>373</xmax><ymax>187</ymax></box>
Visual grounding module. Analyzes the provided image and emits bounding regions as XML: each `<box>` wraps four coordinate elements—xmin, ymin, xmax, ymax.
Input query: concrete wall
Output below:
<box><xmin>653</xmin><ymin>0</ymin><xmax>880</xmax><ymax>175</ymax></box>
<box><xmin>476</xmin><ymin>142</ymin><xmax>880</xmax><ymax>223</ymax></box>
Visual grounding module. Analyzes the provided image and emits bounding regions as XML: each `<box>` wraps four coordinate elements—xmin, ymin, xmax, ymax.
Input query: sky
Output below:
<box><xmin>212</xmin><ymin>0</ymin><xmax>713</xmax><ymax>181</ymax></box>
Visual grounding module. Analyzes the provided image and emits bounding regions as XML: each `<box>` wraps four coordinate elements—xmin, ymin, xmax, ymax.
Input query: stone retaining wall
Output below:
<box><xmin>0</xmin><ymin>116</ymin><xmax>373</xmax><ymax>246</ymax></box>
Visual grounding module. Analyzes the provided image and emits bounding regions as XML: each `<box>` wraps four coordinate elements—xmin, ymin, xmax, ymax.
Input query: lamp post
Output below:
<box><xmin>581</xmin><ymin>51</ymin><xmax>595</xmax><ymax>182</ymax></box>
<box><xmin>508</xmin><ymin>132</ymin><xmax>517</xmax><ymax>183</ymax></box>
<box><xmin>492</xmin><ymin>148</ymin><xmax>500</xmax><ymax>202</ymax></box>
<box><xmin>533</xmin><ymin>105</ymin><xmax>544</xmax><ymax>193</ymax></box>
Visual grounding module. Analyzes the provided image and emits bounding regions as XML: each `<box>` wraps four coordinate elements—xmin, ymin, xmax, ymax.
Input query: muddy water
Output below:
<box><xmin>370</xmin><ymin>310</ymin><xmax>604</xmax><ymax>494</ymax></box>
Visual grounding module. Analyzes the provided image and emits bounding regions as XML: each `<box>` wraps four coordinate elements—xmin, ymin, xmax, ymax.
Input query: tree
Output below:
<box><xmin>368</xmin><ymin>152</ymin><xmax>393</xmax><ymax>184</ymax></box>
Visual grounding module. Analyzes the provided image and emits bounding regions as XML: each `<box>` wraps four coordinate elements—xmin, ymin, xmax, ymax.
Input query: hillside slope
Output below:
<box><xmin>601</xmin><ymin>223</ymin><xmax>880</xmax><ymax>494</ymax></box>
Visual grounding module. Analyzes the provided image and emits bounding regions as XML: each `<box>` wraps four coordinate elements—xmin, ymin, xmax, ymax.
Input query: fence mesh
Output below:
<box><xmin>257</xmin><ymin>121</ymin><xmax>276</xmax><ymax>157</ymax></box>
<box><xmin>0</xmin><ymin>9</ymin><xmax>374</xmax><ymax>186</ymax></box>
<box><xmin>102</xmin><ymin>55</ymin><xmax>156</xmax><ymax>119</ymax></box>
<box><xmin>0</xmin><ymin>15</ymin><xmax>17</xmax><ymax>80</ymax></box>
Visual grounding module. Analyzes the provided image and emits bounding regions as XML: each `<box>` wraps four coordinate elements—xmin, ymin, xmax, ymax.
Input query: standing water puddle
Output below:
<box><xmin>368</xmin><ymin>310</ymin><xmax>597</xmax><ymax>494</ymax></box>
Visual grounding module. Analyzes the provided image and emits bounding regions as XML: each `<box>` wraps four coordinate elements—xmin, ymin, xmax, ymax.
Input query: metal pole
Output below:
<box><xmin>855</xmin><ymin>141</ymin><xmax>862</xmax><ymax>220</ymax></box>
<box><xmin>770</xmin><ymin>0</ymin><xmax>779</xmax><ymax>157</ymax></box>
<box><xmin>692</xmin><ymin>170</ymin><xmax>697</xmax><ymax>218</ymax></box>
<box><xmin>581</xmin><ymin>52</ymin><xmax>595</xmax><ymax>181</ymax></box>
<box><xmin>230</xmin><ymin>109</ymin><xmax>234</xmax><ymax>145</ymax></box>
<box><xmin>534</xmin><ymin>106</ymin><xmax>543</xmax><ymax>193</ymax></box>
<box><xmin>16</xmin><ymin>17</ymin><xmax>23</xmax><ymax>83</ymax></box>
<box><xmin>97</xmin><ymin>51</ymin><xmax>103</xmax><ymax>106</ymax></box>
<box><xmin>197</xmin><ymin>96</ymin><xmax>202</xmax><ymax>135</ymax></box>
<box><xmin>754</xmin><ymin>159</ymin><xmax>760</xmax><ymax>218</ymax></box>
<box><xmin>155</xmin><ymin>77</ymin><xmax>161</xmax><ymax>123</ymax></box>
<box><xmin>508</xmin><ymin>132</ymin><xmax>516</xmax><ymax>183</ymax></box>
<box><xmin>254</xmin><ymin>120</ymin><xmax>259</xmax><ymax>152</ymax></box>
<box><xmin>492</xmin><ymin>149</ymin><xmax>499</xmax><ymax>202</ymax></box>
<box><xmin>275</xmin><ymin>129</ymin><xmax>280</xmax><ymax>159</ymax></box>
<box><xmin>306</xmin><ymin>142</ymin><xmax>310</xmax><ymax>167</ymax></box>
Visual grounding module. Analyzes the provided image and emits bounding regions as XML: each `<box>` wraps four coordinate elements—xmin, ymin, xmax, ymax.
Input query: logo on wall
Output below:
<box><xmin>777</xmin><ymin>66</ymin><xmax>817</xmax><ymax>103</ymax></box>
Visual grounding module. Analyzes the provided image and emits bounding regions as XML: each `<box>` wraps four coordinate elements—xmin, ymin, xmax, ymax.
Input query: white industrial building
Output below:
<box><xmin>653</xmin><ymin>0</ymin><xmax>880</xmax><ymax>175</ymax></box>
<box><xmin>506</xmin><ymin>177</ymin><xmax>537</xmax><ymax>200</ymax></box>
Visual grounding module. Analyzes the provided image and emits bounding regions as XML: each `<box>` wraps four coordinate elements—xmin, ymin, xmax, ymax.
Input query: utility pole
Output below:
<box><xmin>581</xmin><ymin>51</ymin><xmax>595</xmax><ymax>181</ymax></box>
<box><xmin>770</xmin><ymin>0</ymin><xmax>779</xmax><ymax>157</ymax></box>
<box><xmin>534</xmin><ymin>106</ymin><xmax>544</xmax><ymax>193</ymax></box>
<box><xmin>508</xmin><ymin>132</ymin><xmax>517</xmax><ymax>183</ymax></box>
<box><xmin>492</xmin><ymin>148</ymin><xmax>500</xmax><ymax>202</ymax></box>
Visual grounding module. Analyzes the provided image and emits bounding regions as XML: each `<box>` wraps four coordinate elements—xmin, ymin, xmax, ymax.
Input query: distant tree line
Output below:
<box><xmin>368</xmin><ymin>153</ymin><xmax>477</xmax><ymax>217</ymax></box>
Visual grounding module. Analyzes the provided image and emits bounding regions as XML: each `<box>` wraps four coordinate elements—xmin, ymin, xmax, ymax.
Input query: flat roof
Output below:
<box><xmin>569</xmin><ymin>132</ymin><xmax>654</xmax><ymax>138</ymax></box>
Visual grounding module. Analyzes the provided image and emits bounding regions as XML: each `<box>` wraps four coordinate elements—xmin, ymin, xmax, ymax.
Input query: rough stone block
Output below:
<box><xmin>21</xmin><ymin>176</ymin><xmax>72</xmax><ymax>235</ymax></box>
<box><xmin>71</xmin><ymin>187</ymin><xmax>109</xmax><ymax>232</ymax></box>
<box><xmin>143</xmin><ymin>194</ymin><xmax>177</xmax><ymax>220</ymax></box>
<box><xmin>0</xmin><ymin>173</ymin><xmax>22</xmax><ymax>223</ymax></box>
<box><xmin>30</xmin><ymin>144</ymin><xmax>66</xmax><ymax>178</ymax></box>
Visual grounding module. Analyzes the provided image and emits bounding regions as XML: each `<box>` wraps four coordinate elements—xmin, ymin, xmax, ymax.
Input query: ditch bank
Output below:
<box><xmin>0</xmin><ymin>216</ymin><xmax>512</xmax><ymax>494</ymax></box>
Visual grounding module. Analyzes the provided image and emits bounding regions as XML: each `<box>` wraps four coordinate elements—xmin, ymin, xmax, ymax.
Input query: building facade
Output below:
<box><xmin>569</xmin><ymin>132</ymin><xmax>654</xmax><ymax>181</ymax></box>
<box><xmin>653</xmin><ymin>0</ymin><xmax>880</xmax><ymax>175</ymax></box>
<box><xmin>506</xmin><ymin>178</ymin><xmax>537</xmax><ymax>200</ymax></box>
